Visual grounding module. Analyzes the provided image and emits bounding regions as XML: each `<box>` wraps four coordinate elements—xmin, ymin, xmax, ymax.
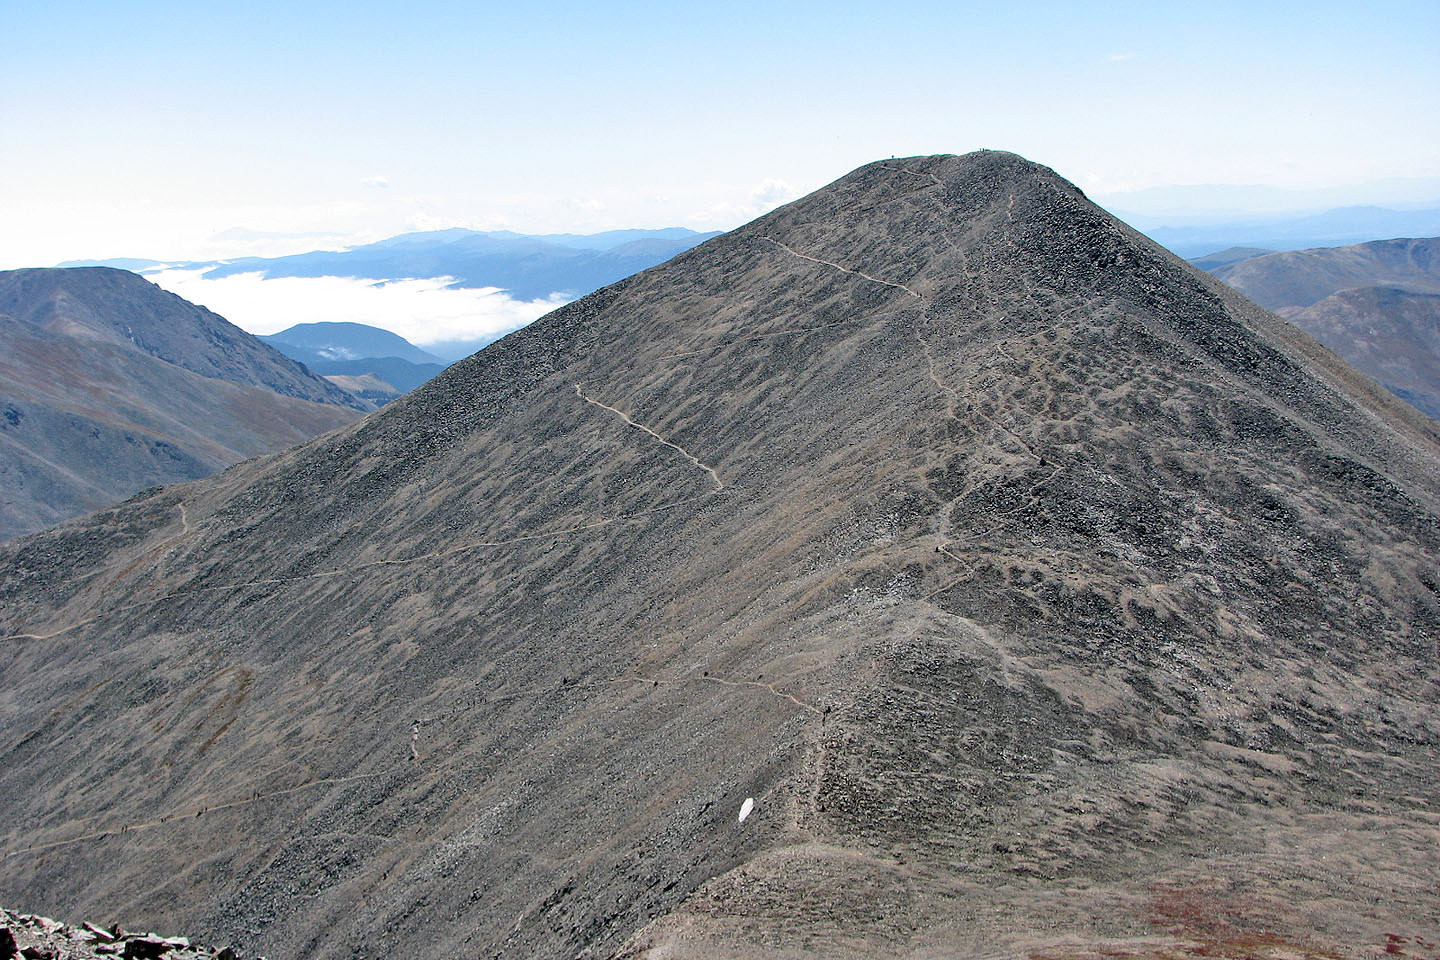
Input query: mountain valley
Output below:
<box><xmin>1199</xmin><ymin>238</ymin><xmax>1440</xmax><ymax>420</ymax></box>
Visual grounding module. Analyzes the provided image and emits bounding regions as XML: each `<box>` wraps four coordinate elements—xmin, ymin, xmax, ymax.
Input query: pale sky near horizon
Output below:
<box><xmin>2</xmin><ymin>0</ymin><xmax>1438</xmax><ymax>270</ymax></box>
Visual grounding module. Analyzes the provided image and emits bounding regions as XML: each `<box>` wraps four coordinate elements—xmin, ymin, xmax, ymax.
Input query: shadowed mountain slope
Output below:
<box><xmin>0</xmin><ymin>269</ymin><xmax>364</xmax><ymax>539</ymax></box>
<box><xmin>0</xmin><ymin>269</ymin><xmax>369</xmax><ymax>410</ymax></box>
<box><xmin>2</xmin><ymin>153</ymin><xmax>1438</xmax><ymax>959</ymax></box>
<box><xmin>1278</xmin><ymin>286</ymin><xmax>1440</xmax><ymax>419</ymax></box>
<box><xmin>1209</xmin><ymin>236</ymin><xmax>1440</xmax><ymax>310</ymax></box>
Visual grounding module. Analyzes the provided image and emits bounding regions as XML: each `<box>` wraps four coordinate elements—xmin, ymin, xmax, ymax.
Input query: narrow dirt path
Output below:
<box><xmin>3</xmin><ymin>659</ymin><xmax>826</xmax><ymax>861</ymax></box>
<box><xmin>916</xmin><ymin>329</ymin><xmax>961</xmax><ymax>420</ymax></box>
<box><xmin>574</xmin><ymin>383</ymin><xmax>724</xmax><ymax>490</ymax></box>
<box><xmin>608</xmin><ymin>672</ymin><xmax>819</xmax><ymax>715</ymax></box>
<box><xmin>0</xmin><ymin>769</ymin><xmax>396</xmax><ymax>860</ymax></box>
<box><xmin>760</xmin><ymin>237</ymin><xmax>922</xmax><ymax>299</ymax></box>
<box><xmin>1</xmin><ymin>488</ymin><xmax>720</xmax><ymax>644</ymax></box>
<box><xmin>877</xmin><ymin>163</ymin><xmax>944</xmax><ymax>189</ymax></box>
<box><xmin>700</xmin><ymin>676</ymin><xmax>820</xmax><ymax>715</ymax></box>
<box><xmin>4</xmin><ymin>379</ymin><xmax>741</xmax><ymax>645</ymax></box>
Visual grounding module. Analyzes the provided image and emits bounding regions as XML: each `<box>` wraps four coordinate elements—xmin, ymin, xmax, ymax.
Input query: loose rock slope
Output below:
<box><xmin>2</xmin><ymin>152</ymin><xmax>1437</xmax><ymax>959</ymax></box>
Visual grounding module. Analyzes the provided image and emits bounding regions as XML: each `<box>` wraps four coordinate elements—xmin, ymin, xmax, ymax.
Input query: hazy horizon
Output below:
<box><xmin>3</xmin><ymin>0</ymin><xmax>1437</xmax><ymax>269</ymax></box>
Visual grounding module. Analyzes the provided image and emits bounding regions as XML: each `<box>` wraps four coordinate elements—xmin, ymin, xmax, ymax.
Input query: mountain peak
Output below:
<box><xmin>2</xmin><ymin>154</ymin><xmax>1437</xmax><ymax>959</ymax></box>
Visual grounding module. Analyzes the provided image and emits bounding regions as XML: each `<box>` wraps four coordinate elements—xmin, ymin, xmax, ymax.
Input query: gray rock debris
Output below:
<box><xmin>0</xmin><ymin>909</ymin><xmax>243</xmax><ymax>960</ymax></box>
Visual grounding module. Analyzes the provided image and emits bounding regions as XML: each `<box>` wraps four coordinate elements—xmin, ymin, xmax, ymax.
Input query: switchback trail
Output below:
<box><xmin>1</xmin><ymin>379</ymin><xmax>737</xmax><ymax>644</ymax></box>
<box><xmin>0</xmin><ymin>491</ymin><xmax>719</xmax><ymax>644</ymax></box>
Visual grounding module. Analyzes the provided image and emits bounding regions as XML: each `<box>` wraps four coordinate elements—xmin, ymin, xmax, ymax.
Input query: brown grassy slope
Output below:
<box><xmin>0</xmin><ymin>301</ymin><xmax>360</xmax><ymax>539</ymax></box>
<box><xmin>0</xmin><ymin>268</ymin><xmax>368</xmax><ymax>409</ymax></box>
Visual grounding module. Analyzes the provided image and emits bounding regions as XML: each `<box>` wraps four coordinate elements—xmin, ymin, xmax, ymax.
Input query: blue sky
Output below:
<box><xmin>2</xmin><ymin>0</ymin><xmax>1438</xmax><ymax>268</ymax></box>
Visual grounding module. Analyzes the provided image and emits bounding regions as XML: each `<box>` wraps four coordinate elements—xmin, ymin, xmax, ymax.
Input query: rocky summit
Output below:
<box><xmin>1</xmin><ymin>152</ymin><xmax>1438</xmax><ymax>959</ymax></box>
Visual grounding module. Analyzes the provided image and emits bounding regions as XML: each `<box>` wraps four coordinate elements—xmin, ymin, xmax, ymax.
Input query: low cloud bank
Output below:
<box><xmin>146</xmin><ymin>269</ymin><xmax>571</xmax><ymax>347</ymax></box>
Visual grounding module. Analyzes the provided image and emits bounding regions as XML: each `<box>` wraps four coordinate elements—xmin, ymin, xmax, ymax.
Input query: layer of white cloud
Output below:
<box><xmin>145</xmin><ymin>269</ymin><xmax>570</xmax><ymax>346</ymax></box>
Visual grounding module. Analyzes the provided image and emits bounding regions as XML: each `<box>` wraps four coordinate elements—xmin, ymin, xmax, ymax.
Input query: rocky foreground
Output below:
<box><xmin>0</xmin><ymin>909</ymin><xmax>246</xmax><ymax>960</ymax></box>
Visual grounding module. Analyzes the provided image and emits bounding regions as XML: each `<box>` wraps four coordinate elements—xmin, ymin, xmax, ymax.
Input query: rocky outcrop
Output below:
<box><xmin>0</xmin><ymin>908</ymin><xmax>246</xmax><ymax>960</ymax></box>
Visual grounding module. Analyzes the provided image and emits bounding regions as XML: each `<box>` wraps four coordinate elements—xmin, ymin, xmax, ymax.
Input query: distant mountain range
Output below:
<box><xmin>1195</xmin><ymin>237</ymin><xmax>1440</xmax><ymax>419</ymax></box>
<box><xmin>5</xmin><ymin>152</ymin><xmax>1437</xmax><ymax>959</ymax></box>
<box><xmin>1206</xmin><ymin>236</ymin><xmax>1440</xmax><ymax>308</ymax></box>
<box><xmin>60</xmin><ymin>228</ymin><xmax>724</xmax><ymax>361</ymax></box>
<box><xmin>1110</xmin><ymin>204</ymin><xmax>1440</xmax><ymax>258</ymax></box>
<box><xmin>0</xmin><ymin>268</ymin><xmax>366</xmax><ymax>540</ymax></box>
<box><xmin>64</xmin><ymin>227</ymin><xmax>724</xmax><ymax>303</ymax></box>
<box><xmin>261</xmin><ymin>322</ymin><xmax>449</xmax><ymax>403</ymax></box>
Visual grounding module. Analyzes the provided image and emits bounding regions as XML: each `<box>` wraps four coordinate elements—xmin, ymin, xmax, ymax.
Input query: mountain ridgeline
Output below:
<box><xmin>1200</xmin><ymin>237</ymin><xmax>1440</xmax><ymax>420</ymax></box>
<box><xmin>195</xmin><ymin>227</ymin><xmax>724</xmax><ymax>301</ymax></box>
<box><xmin>2</xmin><ymin>153</ymin><xmax>1437</xmax><ymax>958</ymax></box>
<box><xmin>0</xmin><ymin>268</ymin><xmax>366</xmax><ymax>540</ymax></box>
<box><xmin>0</xmin><ymin>269</ymin><xmax>368</xmax><ymax>409</ymax></box>
<box><xmin>1208</xmin><ymin>236</ymin><xmax>1440</xmax><ymax>310</ymax></box>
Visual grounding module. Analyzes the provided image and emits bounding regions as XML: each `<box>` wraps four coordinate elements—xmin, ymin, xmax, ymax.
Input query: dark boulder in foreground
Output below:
<box><xmin>0</xmin><ymin>907</ymin><xmax>244</xmax><ymax>960</ymax></box>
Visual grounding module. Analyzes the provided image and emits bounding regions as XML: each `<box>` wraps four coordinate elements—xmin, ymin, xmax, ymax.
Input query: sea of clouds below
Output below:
<box><xmin>145</xmin><ymin>268</ymin><xmax>573</xmax><ymax>349</ymax></box>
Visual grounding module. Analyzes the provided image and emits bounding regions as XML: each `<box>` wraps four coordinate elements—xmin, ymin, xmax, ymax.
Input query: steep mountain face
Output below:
<box><xmin>0</xmin><ymin>269</ymin><xmax>369</xmax><ymax>410</ymax></box>
<box><xmin>0</xmin><ymin>269</ymin><xmax>364</xmax><ymax>539</ymax></box>
<box><xmin>2</xmin><ymin>153</ymin><xmax>1437</xmax><ymax>959</ymax></box>
<box><xmin>1208</xmin><ymin>236</ymin><xmax>1440</xmax><ymax>309</ymax></box>
<box><xmin>1278</xmin><ymin>287</ymin><xmax>1440</xmax><ymax>419</ymax></box>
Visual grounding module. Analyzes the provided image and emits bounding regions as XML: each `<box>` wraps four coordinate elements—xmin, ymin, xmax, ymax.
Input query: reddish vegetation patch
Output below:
<box><xmin>1142</xmin><ymin>880</ymin><xmax>1322</xmax><ymax>957</ymax></box>
<box><xmin>1382</xmin><ymin>933</ymin><xmax>1440</xmax><ymax>959</ymax></box>
<box><xmin>1030</xmin><ymin>881</ymin><xmax>1394</xmax><ymax>959</ymax></box>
